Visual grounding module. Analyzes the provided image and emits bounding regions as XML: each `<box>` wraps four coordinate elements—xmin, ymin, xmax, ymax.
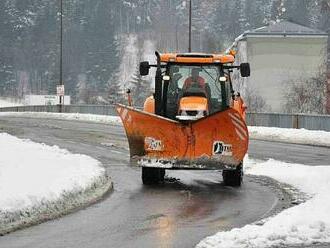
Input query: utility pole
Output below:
<box><xmin>188</xmin><ymin>0</ymin><xmax>192</xmax><ymax>53</ymax></box>
<box><xmin>58</xmin><ymin>0</ymin><xmax>64</xmax><ymax>109</ymax></box>
<box><xmin>60</xmin><ymin>0</ymin><xmax>63</xmax><ymax>89</ymax></box>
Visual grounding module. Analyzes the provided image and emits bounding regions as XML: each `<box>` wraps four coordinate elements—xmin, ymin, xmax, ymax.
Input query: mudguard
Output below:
<box><xmin>116</xmin><ymin>104</ymin><xmax>248</xmax><ymax>169</ymax></box>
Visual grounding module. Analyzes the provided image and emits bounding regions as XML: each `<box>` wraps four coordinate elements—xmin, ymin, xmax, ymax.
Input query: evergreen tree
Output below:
<box><xmin>0</xmin><ymin>0</ymin><xmax>327</xmax><ymax>103</ymax></box>
<box><xmin>283</xmin><ymin>0</ymin><xmax>310</xmax><ymax>26</ymax></box>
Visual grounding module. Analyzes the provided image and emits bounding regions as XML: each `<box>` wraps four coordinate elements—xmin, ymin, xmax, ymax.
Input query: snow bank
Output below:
<box><xmin>249</xmin><ymin>126</ymin><xmax>330</xmax><ymax>147</ymax></box>
<box><xmin>197</xmin><ymin>157</ymin><xmax>330</xmax><ymax>248</ymax></box>
<box><xmin>0</xmin><ymin>112</ymin><xmax>122</xmax><ymax>125</ymax></box>
<box><xmin>0</xmin><ymin>133</ymin><xmax>112</xmax><ymax>234</ymax></box>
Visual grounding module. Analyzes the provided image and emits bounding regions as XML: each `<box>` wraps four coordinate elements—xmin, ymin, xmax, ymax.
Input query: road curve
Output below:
<box><xmin>0</xmin><ymin>117</ymin><xmax>328</xmax><ymax>248</ymax></box>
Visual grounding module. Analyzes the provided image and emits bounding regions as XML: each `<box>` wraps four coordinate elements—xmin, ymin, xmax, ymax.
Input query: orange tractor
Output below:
<box><xmin>116</xmin><ymin>52</ymin><xmax>250</xmax><ymax>186</ymax></box>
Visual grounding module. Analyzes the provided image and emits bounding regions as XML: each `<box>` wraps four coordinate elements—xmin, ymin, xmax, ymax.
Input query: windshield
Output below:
<box><xmin>166</xmin><ymin>64</ymin><xmax>229</xmax><ymax>118</ymax></box>
<box><xmin>169</xmin><ymin>65</ymin><xmax>220</xmax><ymax>96</ymax></box>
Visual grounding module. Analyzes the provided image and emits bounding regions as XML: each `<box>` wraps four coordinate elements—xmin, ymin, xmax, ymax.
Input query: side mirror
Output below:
<box><xmin>240</xmin><ymin>63</ymin><xmax>250</xmax><ymax>77</ymax></box>
<box><xmin>139</xmin><ymin>61</ymin><xmax>150</xmax><ymax>76</ymax></box>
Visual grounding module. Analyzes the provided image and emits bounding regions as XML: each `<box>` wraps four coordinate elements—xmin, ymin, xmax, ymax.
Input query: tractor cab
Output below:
<box><xmin>167</xmin><ymin>64</ymin><xmax>227</xmax><ymax>120</ymax></box>
<box><xmin>140</xmin><ymin>52</ymin><xmax>250</xmax><ymax>121</ymax></box>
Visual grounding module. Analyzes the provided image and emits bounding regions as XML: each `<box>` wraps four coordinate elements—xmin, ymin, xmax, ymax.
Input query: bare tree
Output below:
<box><xmin>231</xmin><ymin>66</ymin><xmax>270</xmax><ymax>112</ymax></box>
<box><xmin>283</xmin><ymin>72</ymin><xmax>327</xmax><ymax>114</ymax></box>
<box><xmin>244</xmin><ymin>86</ymin><xmax>270</xmax><ymax>112</ymax></box>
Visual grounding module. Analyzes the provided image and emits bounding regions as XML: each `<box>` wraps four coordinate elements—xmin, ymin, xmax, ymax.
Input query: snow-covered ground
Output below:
<box><xmin>249</xmin><ymin>126</ymin><xmax>330</xmax><ymax>147</ymax></box>
<box><xmin>0</xmin><ymin>98</ymin><xmax>23</xmax><ymax>107</ymax></box>
<box><xmin>0</xmin><ymin>133</ymin><xmax>111</xmax><ymax>234</ymax></box>
<box><xmin>197</xmin><ymin>156</ymin><xmax>330</xmax><ymax>248</ymax></box>
<box><xmin>1</xmin><ymin>112</ymin><xmax>329</xmax><ymax>147</ymax></box>
<box><xmin>0</xmin><ymin>112</ymin><xmax>122</xmax><ymax>125</ymax></box>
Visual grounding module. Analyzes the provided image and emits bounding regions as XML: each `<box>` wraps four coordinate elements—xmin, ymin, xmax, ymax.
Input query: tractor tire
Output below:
<box><xmin>159</xmin><ymin>168</ymin><xmax>165</xmax><ymax>182</ymax></box>
<box><xmin>222</xmin><ymin>163</ymin><xmax>243</xmax><ymax>187</ymax></box>
<box><xmin>142</xmin><ymin>167</ymin><xmax>165</xmax><ymax>185</ymax></box>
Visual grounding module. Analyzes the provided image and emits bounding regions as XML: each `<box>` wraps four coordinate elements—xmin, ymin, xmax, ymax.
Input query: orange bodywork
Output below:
<box><xmin>116</xmin><ymin>104</ymin><xmax>248</xmax><ymax>169</ymax></box>
<box><xmin>160</xmin><ymin>53</ymin><xmax>235</xmax><ymax>64</ymax></box>
<box><xmin>143</xmin><ymin>95</ymin><xmax>155</xmax><ymax>113</ymax></box>
<box><xmin>179</xmin><ymin>96</ymin><xmax>208</xmax><ymax>112</ymax></box>
<box><xmin>233</xmin><ymin>98</ymin><xmax>247</xmax><ymax>121</ymax></box>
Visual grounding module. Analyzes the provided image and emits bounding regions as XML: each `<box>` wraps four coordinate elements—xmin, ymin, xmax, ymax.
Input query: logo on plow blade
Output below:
<box><xmin>213</xmin><ymin>141</ymin><xmax>232</xmax><ymax>156</ymax></box>
<box><xmin>145</xmin><ymin>137</ymin><xmax>164</xmax><ymax>151</ymax></box>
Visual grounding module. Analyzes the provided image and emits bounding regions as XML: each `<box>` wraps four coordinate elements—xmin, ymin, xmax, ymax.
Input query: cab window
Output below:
<box><xmin>166</xmin><ymin>64</ymin><xmax>228</xmax><ymax>117</ymax></box>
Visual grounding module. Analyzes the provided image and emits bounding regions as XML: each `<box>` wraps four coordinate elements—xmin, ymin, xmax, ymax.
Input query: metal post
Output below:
<box><xmin>326</xmin><ymin>72</ymin><xmax>330</xmax><ymax>114</ymax></box>
<box><xmin>188</xmin><ymin>0</ymin><xmax>192</xmax><ymax>53</ymax></box>
<box><xmin>293</xmin><ymin>114</ymin><xmax>299</xmax><ymax>129</ymax></box>
<box><xmin>59</xmin><ymin>0</ymin><xmax>63</xmax><ymax>107</ymax></box>
<box><xmin>175</xmin><ymin>23</ymin><xmax>179</xmax><ymax>52</ymax></box>
<box><xmin>154</xmin><ymin>52</ymin><xmax>163</xmax><ymax>115</ymax></box>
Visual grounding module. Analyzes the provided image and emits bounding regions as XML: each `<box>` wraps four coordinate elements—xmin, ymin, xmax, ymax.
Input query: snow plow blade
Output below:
<box><xmin>116</xmin><ymin>104</ymin><xmax>248</xmax><ymax>169</ymax></box>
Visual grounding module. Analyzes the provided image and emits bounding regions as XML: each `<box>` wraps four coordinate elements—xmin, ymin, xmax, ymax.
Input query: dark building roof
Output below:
<box><xmin>245</xmin><ymin>21</ymin><xmax>328</xmax><ymax>36</ymax></box>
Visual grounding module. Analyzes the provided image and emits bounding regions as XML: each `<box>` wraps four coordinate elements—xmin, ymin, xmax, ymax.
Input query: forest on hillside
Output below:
<box><xmin>0</xmin><ymin>0</ymin><xmax>329</xmax><ymax>107</ymax></box>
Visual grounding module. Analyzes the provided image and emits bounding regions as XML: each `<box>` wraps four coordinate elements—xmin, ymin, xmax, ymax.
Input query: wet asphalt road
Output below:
<box><xmin>0</xmin><ymin>117</ymin><xmax>329</xmax><ymax>248</ymax></box>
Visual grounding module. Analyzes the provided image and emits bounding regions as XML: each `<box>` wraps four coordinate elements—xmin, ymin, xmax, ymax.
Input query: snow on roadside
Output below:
<box><xmin>249</xmin><ymin>126</ymin><xmax>330</xmax><ymax>147</ymax></box>
<box><xmin>197</xmin><ymin>157</ymin><xmax>330</xmax><ymax>248</ymax></box>
<box><xmin>0</xmin><ymin>112</ymin><xmax>122</xmax><ymax>125</ymax></box>
<box><xmin>0</xmin><ymin>133</ymin><xmax>111</xmax><ymax>234</ymax></box>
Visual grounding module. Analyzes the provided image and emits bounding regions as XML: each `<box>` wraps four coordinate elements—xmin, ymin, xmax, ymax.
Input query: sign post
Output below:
<box><xmin>57</xmin><ymin>85</ymin><xmax>65</xmax><ymax>112</ymax></box>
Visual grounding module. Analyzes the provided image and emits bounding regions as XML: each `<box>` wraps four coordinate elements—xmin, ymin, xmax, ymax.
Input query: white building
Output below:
<box><xmin>235</xmin><ymin>21</ymin><xmax>328</xmax><ymax>112</ymax></box>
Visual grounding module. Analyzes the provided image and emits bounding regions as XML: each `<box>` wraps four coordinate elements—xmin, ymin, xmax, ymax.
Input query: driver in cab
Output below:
<box><xmin>183</xmin><ymin>68</ymin><xmax>205</xmax><ymax>91</ymax></box>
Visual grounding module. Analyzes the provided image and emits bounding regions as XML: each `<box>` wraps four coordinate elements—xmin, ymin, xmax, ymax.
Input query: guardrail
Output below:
<box><xmin>0</xmin><ymin>105</ymin><xmax>329</xmax><ymax>131</ymax></box>
<box><xmin>247</xmin><ymin>112</ymin><xmax>330</xmax><ymax>131</ymax></box>
<box><xmin>0</xmin><ymin>104</ymin><xmax>117</xmax><ymax>116</ymax></box>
